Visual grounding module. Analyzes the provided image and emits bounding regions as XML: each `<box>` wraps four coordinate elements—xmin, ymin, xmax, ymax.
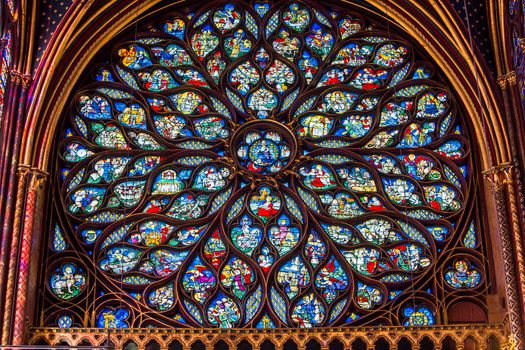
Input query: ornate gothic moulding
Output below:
<box><xmin>29</xmin><ymin>324</ymin><xmax>507</xmax><ymax>348</ymax></box>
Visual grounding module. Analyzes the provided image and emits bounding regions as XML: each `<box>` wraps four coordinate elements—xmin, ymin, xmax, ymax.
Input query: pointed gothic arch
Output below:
<box><xmin>0</xmin><ymin>0</ymin><xmax>521</xmax><ymax>348</ymax></box>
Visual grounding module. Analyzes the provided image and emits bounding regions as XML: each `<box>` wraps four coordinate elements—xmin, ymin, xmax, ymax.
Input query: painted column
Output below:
<box><xmin>11</xmin><ymin>168</ymin><xmax>47</xmax><ymax>344</ymax></box>
<box><xmin>1</xmin><ymin>165</ymin><xmax>30</xmax><ymax>344</ymax></box>
<box><xmin>0</xmin><ymin>71</ymin><xmax>31</xmax><ymax>342</ymax></box>
<box><xmin>484</xmin><ymin>164</ymin><xmax>525</xmax><ymax>350</ymax></box>
<box><xmin>498</xmin><ymin>67</ymin><xmax>525</xmax><ymax>339</ymax></box>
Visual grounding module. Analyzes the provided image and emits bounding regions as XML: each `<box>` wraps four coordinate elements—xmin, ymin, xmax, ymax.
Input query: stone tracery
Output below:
<box><xmin>43</xmin><ymin>0</ymin><xmax>487</xmax><ymax>330</ymax></box>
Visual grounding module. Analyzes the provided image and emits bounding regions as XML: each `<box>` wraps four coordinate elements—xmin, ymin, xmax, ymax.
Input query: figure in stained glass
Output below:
<box><xmin>164</xmin><ymin>19</ymin><xmax>185</xmax><ymax>39</ymax></box>
<box><xmin>220</xmin><ymin>257</ymin><xmax>254</xmax><ymax>298</ymax></box>
<box><xmin>387</xmin><ymin>244</ymin><xmax>430</xmax><ymax>271</ymax></box>
<box><xmin>339</xmin><ymin>18</ymin><xmax>361</xmax><ymax>38</ymax></box>
<box><xmin>118</xmin><ymin>45</ymin><xmax>152</xmax><ymax>69</ymax></box>
<box><xmin>249</xmin><ymin>187</ymin><xmax>281</xmax><ymax>221</ymax></box>
<box><xmin>207</xmin><ymin>52</ymin><xmax>227</xmax><ymax>82</ymax></box>
<box><xmin>50</xmin><ymin>264</ymin><xmax>86</xmax><ymax>300</ymax></box>
<box><xmin>300</xmin><ymin>164</ymin><xmax>337</xmax><ymax>190</ymax></box>
<box><xmin>97</xmin><ymin>308</ymin><xmax>130</xmax><ymax>329</ymax></box>
<box><xmin>183</xmin><ymin>257</ymin><xmax>217</xmax><ymax>303</ymax></box>
<box><xmin>224</xmin><ymin>30</ymin><xmax>252</xmax><ymax>59</ymax></box>
<box><xmin>282</xmin><ymin>3</ymin><xmax>310</xmax><ymax>32</ymax></box>
<box><xmin>305</xmin><ymin>24</ymin><xmax>333</xmax><ymax>59</ymax></box>
<box><xmin>337</xmin><ymin>167</ymin><xmax>376</xmax><ymax>192</ymax></box>
<box><xmin>298</xmin><ymin>51</ymin><xmax>318</xmax><ymax>82</ymax></box>
<box><xmin>166</xmin><ymin>193</ymin><xmax>209</xmax><ymax>220</ymax></box>
<box><xmin>298</xmin><ymin>115</ymin><xmax>332</xmax><ymax>138</ymax></box>
<box><xmin>149</xmin><ymin>284</ymin><xmax>175</xmax><ymax>311</ymax></box>
<box><xmin>315</xmin><ymin>257</ymin><xmax>348</xmax><ymax>303</ymax></box>
<box><xmin>192</xmin><ymin>25</ymin><xmax>219</xmax><ymax>59</ymax></box>
<box><xmin>207</xmin><ymin>294</ymin><xmax>241</xmax><ymax>328</ymax></box>
<box><xmin>445</xmin><ymin>260</ymin><xmax>481</xmax><ymax>289</ymax></box>
<box><xmin>277</xmin><ymin>256</ymin><xmax>309</xmax><ymax>298</ymax></box>
<box><xmin>272</xmin><ymin>30</ymin><xmax>300</xmax><ymax>60</ymax></box>
<box><xmin>374</xmin><ymin>44</ymin><xmax>408</xmax><ymax>67</ymax></box>
<box><xmin>231</xmin><ymin>216</ymin><xmax>263</xmax><ymax>255</ymax></box>
<box><xmin>304</xmin><ymin>231</ymin><xmax>326</xmax><ymax>266</ymax></box>
<box><xmin>266</xmin><ymin>60</ymin><xmax>295</xmax><ymax>93</ymax></box>
<box><xmin>291</xmin><ymin>294</ymin><xmax>325</xmax><ymax>328</ymax></box>
<box><xmin>269</xmin><ymin>214</ymin><xmax>300</xmax><ymax>255</ymax></box>
<box><xmin>153</xmin><ymin>44</ymin><xmax>192</xmax><ymax>67</ymax></box>
<box><xmin>204</xmin><ymin>231</ymin><xmax>227</xmax><ymax>269</ymax></box>
<box><xmin>213</xmin><ymin>4</ymin><xmax>241</xmax><ymax>33</ymax></box>
<box><xmin>79</xmin><ymin>95</ymin><xmax>111</xmax><ymax>120</ymax></box>
<box><xmin>355</xmin><ymin>282</ymin><xmax>383</xmax><ymax>309</ymax></box>
<box><xmin>333</xmin><ymin>43</ymin><xmax>373</xmax><ymax>66</ymax></box>
<box><xmin>193</xmin><ymin>166</ymin><xmax>230</xmax><ymax>191</ymax></box>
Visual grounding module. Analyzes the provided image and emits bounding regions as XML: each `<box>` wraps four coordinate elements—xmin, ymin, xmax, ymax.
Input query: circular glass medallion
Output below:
<box><xmin>233</xmin><ymin>121</ymin><xmax>297</xmax><ymax>175</ymax></box>
<box><xmin>248</xmin><ymin>139</ymin><xmax>280</xmax><ymax>167</ymax></box>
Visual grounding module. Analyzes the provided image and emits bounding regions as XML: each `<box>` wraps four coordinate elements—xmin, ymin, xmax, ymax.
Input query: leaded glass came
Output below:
<box><xmin>44</xmin><ymin>0</ymin><xmax>486</xmax><ymax>329</ymax></box>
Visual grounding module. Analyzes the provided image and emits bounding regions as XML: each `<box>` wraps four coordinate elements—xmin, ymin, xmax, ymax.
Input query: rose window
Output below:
<box><xmin>45</xmin><ymin>0</ymin><xmax>486</xmax><ymax>329</ymax></box>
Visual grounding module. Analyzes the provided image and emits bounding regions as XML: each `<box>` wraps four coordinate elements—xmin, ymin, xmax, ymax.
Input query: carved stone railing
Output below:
<box><xmin>28</xmin><ymin>324</ymin><xmax>508</xmax><ymax>350</ymax></box>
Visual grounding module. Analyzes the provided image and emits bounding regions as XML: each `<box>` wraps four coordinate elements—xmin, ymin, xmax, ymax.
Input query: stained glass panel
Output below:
<box><xmin>0</xmin><ymin>29</ymin><xmax>12</xmax><ymax>119</ymax></box>
<box><xmin>44</xmin><ymin>0</ymin><xmax>486</xmax><ymax>328</ymax></box>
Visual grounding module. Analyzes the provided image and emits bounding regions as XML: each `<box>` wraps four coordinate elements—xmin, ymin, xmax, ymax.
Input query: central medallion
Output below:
<box><xmin>232</xmin><ymin>120</ymin><xmax>297</xmax><ymax>175</ymax></box>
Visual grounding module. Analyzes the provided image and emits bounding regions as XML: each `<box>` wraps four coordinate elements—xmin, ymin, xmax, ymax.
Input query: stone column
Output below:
<box><xmin>1</xmin><ymin>165</ymin><xmax>30</xmax><ymax>344</ymax></box>
<box><xmin>11</xmin><ymin>168</ymin><xmax>47</xmax><ymax>344</ymax></box>
<box><xmin>484</xmin><ymin>164</ymin><xmax>525</xmax><ymax>350</ymax></box>
<box><xmin>0</xmin><ymin>72</ymin><xmax>31</xmax><ymax>343</ymax></box>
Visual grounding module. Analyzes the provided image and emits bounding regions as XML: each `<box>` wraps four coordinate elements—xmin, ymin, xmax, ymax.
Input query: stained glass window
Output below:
<box><xmin>43</xmin><ymin>1</ymin><xmax>488</xmax><ymax>329</ymax></box>
<box><xmin>0</xmin><ymin>29</ymin><xmax>12</xmax><ymax>118</ymax></box>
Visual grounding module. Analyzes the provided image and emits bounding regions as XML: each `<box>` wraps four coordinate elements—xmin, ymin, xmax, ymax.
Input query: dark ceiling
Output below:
<box><xmin>449</xmin><ymin>0</ymin><xmax>496</xmax><ymax>74</ymax></box>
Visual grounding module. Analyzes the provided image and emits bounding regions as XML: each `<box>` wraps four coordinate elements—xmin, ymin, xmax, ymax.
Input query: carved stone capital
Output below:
<box><xmin>9</xmin><ymin>70</ymin><xmax>23</xmax><ymax>85</ymax></box>
<box><xmin>16</xmin><ymin>165</ymin><xmax>31</xmax><ymax>178</ymax></box>
<box><xmin>21</xmin><ymin>74</ymin><xmax>32</xmax><ymax>88</ymax></box>
<box><xmin>507</xmin><ymin>71</ymin><xmax>518</xmax><ymax>86</ymax></box>
<box><xmin>28</xmin><ymin>168</ymin><xmax>48</xmax><ymax>191</ymax></box>
<box><xmin>483</xmin><ymin>163</ymin><xmax>514</xmax><ymax>190</ymax></box>
<box><xmin>497</xmin><ymin>72</ymin><xmax>517</xmax><ymax>89</ymax></box>
<box><xmin>9</xmin><ymin>71</ymin><xmax>32</xmax><ymax>87</ymax></box>
<box><xmin>497</xmin><ymin>76</ymin><xmax>507</xmax><ymax>89</ymax></box>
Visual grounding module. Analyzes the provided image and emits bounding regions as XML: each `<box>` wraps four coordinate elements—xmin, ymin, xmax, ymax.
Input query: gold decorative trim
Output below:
<box><xmin>29</xmin><ymin>325</ymin><xmax>507</xmax><ymax>349</ymax></box>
